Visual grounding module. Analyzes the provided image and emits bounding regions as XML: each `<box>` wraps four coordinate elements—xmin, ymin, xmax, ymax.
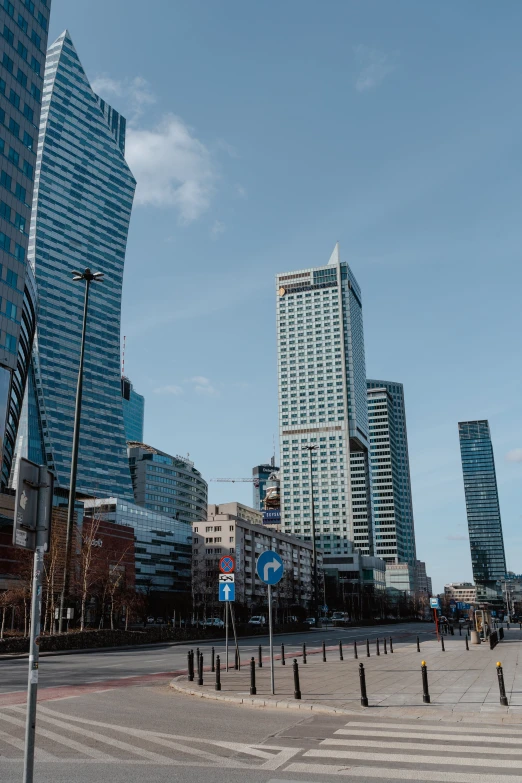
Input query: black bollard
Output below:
<box><xmin>497</xmin><ymin>662</ymin><xmax>509</xmax><ymax>706</ymax></box>
<box><xmin>359</xmin><ymin>662</ymin><xmax>369</xmax><ymax>707</ymax></box>
<box><xmin>215</xmin><ymin>655</ymin><xmax>221</xmax><ymax>691</ymax></box>
<box><xmin>383</xmin><ymin>637</ymin><xmax>387</xmax><ymax>655</ymax></box>
<box><xmin>198</xmin><ymin>652</ymin><xmax>204</xmax><ymax>686</ymax></box>
<box><xmin>441</xmin><ymin>636</ymin><xmax>445</xmax><ymax>652</ymax></box>
<box><xmin>196</xmin><ymin>647</ymin><xmax>200</xmax><ymax>664</ymax></box>
<box><xmin>366</xmin><ymin>638</ymin><xmax>370</xmax><ymax>657</ymax></box>
<box><xmin>258</xmin><ymin>644</ymin><xmax>263</xmax><ymax>668</ymax></box>
<box><xmin>250</xmin><ymin>657</ymin><xmax>256</xmax><ymax>696</ymax></box>
<box><xmin>235</xmin><ymin>648</ymin><xmax>239</xmax><ymax>671</ymax></box>
<box><xmin>507</xmin><ymin>622</ymin><xmax>510</xmax><ymax>631</ymax></box>
<box><xmin>376</xmin><ymin>638</ymin><xmax>380</xmax><ymax>656</ymax></box>
<box><xmin>293</xmin><ymin>659</ymin><xmax>302</xmax><ymax>700</ymax></box>
<box><xmin>211</xmin><ymin>646</ymin><xmax>215</xmax><ymax>672</ymax></box>
<box><xmin>339</xmin><ymin>640</ymin><xmax>343</xmax><ymax>661</ymax></box>
<box><xmin>459</xmin><ymin>624</ymin><xmax>462</xmax><ymax>636</ymax></box>
<box><xmin>421</xmin><ymin>661</ymin><xmax>431</xmax><ymax>704</ymax></box>
<box><xmin>322</xmin><ymin>641</ymin><xmax>326</xmax><ymax>662</ymax></box>
<box><xmin>281</xmin><ymin>643</ymin><xmax>285</xmax><ymax>665</ymax></box>
<box><xmin>465</xmin><ymin>636</ymin><xmax>469</xmax><ymax>651</ymax></box>
<box><xmin>416</xmin><ymin>636</ymin><xmax>420</xmax><ymax>652</ymax></box>
<box><xmin>303</xmin><ymin>642</ymin><xmax>307</xmax><ymax>664</ymax></box>
<box><xmin>354</xmin><ymin>639</ymin><xmax>358</xmax><ymax>659</ymax></box>
<box><xmin>389</xmin><ymin>637</ymin><xmax>393</xmax><ymax>654</ymax></box>
<box><xmin>188</xmin><ymin>650</ymin><xmax>194</xmax><ymax>682</ymax></box>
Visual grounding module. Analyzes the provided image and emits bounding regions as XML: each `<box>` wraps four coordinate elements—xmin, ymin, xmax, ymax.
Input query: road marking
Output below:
<box><xmin>341</xmin><ymin>721</ymin><xmax>522</xmax><ymax>737</ymax></box>
<box><xmin>284</xmin><ymin>764</ymin><xmax>522</xmax><ymax>782</ymax></box>
<box><xmin>303</xmin><ymin>749</ymin><xmax>522</xmax><ymax>769</ymax></box>
<box><xmin>0</xmin><ymin>711</ymin><xmax>116</xmax><ymax>759</ymax></box>
<box><xmin>335</xmin><ymin>727</ymin><xmax>522</xmax><ymax>744</ymax></box>
<box><xmin>322</xmin><ymin>737</ymin><xmax>522</xmax><ymax>756</ymax></box>
<box><xmin>0</xmin><ymin>728</ymin><xmax>58</xmax><ymax>760</ymax></box>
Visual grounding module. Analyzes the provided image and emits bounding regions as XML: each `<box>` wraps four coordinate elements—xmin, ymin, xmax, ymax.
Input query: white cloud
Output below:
<box><xmin>506</xmin><ymin>449</ymin><xmax>522</xmax><ymax>463</ymax></box>
<box><xmin>91</xmin><ymin>75</ymin><xmax>123</xmax><ymax>96</ymax></box>
<box><xmin>91</xmin><ymin>75</ymin><xmax>156</xmax><ymax>122</ymax></box>
<box><xmin>210</xmin><ymin>220</ymin><xmax>225</xmax><ymax>239</ymax></box>
<box><xmin>190</xmin><ymin>376</ymin><xmax>217</xmax><ymax>396</ymax></box>
<box><xmin>235</xmin><ymin>184</ymin><xmax>247</xmax><ymax>199</ymax></box>
<box><xmin>153</xmin><ymin>385</ymin><xmax>183</xmax><ymax>395</ymax></box>
<box><xmin>126</xmin><ymin>115</ymin><xmax>215</xmax><ymax>222</ymax></box>
<box><xmin>354</xmin><ymin>45</ymin><xmax>396</xmax><ymax>93</ymax></box>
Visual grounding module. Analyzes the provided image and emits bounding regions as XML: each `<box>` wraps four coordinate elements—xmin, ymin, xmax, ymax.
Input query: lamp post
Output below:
<box><xmin>58</xmin><ymin>268</ymin><xmax>104</xmax><ymax>634</ymax></box>
<box><xmin>304</xmin><ymin>444</ymin><xmax>318</xmax><ymax>622</ymax></box>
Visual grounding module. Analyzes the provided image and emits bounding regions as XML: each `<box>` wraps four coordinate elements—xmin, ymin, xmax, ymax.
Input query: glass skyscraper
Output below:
<box><xmin>367</xmin><ymin>380</ymin><xmax>417</xmax><ymax>566</ymax></box>
<box><xmin>121</xmin><ymin>376</ymin><xmax>144</xmax><ymax>443</ymax></box>
<box><xmin>0</xmin><ymin>0</ymin><xmax>51</xmax><ymax>487</ymax></box>
<box><xmin>252</xmin><ymin>460</ymin><xmax>278</xmax><ymax>510</ymax></box>
<box><xmin>458</xmin><ymin>419</ymin><xmax>506</xmax><ymax>603</ymax></box>
<box><xmin>276</xmin><ymin>243</ymin><xmax>372</xmax><ymax>556</ymax></box>
<box><xmin>19</xmin><ymin>30</ymin><xmax>135</xmax><ymax>499</ymax></box>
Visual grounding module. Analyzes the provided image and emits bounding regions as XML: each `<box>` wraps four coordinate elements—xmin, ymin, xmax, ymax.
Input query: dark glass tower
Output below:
<box><xmin>458</xmin><ymin>420</ymin><xmax>506</xmax><ymax>604</ymax></box>
<box><xmin>19</xmin><ymin>30</ymin><xmax>136</xmax><ymax>499</ymax></box>
<box><xmin>0</xmin><ymin>0</ymin><xmax>51</xmax><ymax>487</ymax></box>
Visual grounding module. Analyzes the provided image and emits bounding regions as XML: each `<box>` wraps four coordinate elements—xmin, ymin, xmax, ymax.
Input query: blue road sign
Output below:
<box><xmin>219</xmin><ymin>582</ymin><xmax>235</xmax><ymax>602</ymax></box>
<box><xmin>256</xmin><ymin>550</ymin><xmax>284</xmax><ymax>585</ymax></box>
<box><xmin>430</xmin><ymin>597</ymin><xmax>440</xmax><ymax>610</ymax></box>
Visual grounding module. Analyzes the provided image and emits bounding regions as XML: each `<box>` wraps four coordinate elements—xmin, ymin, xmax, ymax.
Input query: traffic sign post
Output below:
<box><xmin>218</xmin><ymin>557</ymin><xmax>235</xmax><ymax>672</ymax></box>
<box><xmin>219</xmin><ymin>581</ymin><xmax>235</xmax><ymax>601</ymax></box>
<box><xmin>256</xmin><ymin>550</ymin><xmax>284</xmax><ymax>695</ymax></box>
<box><xmin>430</xmin><ymin>597</ymin><xmax>441</xmax><ymax>641</ymax></box>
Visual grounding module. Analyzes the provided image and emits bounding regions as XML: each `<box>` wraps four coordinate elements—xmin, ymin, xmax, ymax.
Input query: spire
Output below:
<box><xmin>328</xmin><ymin>242</ymin><xmax>340</xmax><ymax>265</ymax></box>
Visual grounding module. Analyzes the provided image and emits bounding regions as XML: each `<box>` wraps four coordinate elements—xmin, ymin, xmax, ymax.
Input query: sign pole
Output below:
<box><xmin>225</xmin><ymin>601</ymin><xmax>229</xmax><ymax>672</ymax></box>
<box><xmin>268</xmin><ymin>583</ymin><xmax>274</xmax><ymax>695</ymax></box>
<box><xmin>433</xmin><ymin>608</ymin><xmax>439</xmax><ymax>641</ymax></box>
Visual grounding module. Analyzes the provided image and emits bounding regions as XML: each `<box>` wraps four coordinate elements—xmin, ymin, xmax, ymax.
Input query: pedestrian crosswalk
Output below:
<box><xmin>0</xmin><ymin>704</ymin><xmax>299</xmax><ymax>768</ymax></box>
<box><xmin>284</xmin><ymin>717</ymin><xmax>522</xmax><ymax>782</ymax></box>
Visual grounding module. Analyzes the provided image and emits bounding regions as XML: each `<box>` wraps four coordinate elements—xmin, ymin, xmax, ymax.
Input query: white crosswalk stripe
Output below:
<box><xmin>283</xmin><ymin>716</ymin><xmax>522</xmax><ymax>782</ymax></box>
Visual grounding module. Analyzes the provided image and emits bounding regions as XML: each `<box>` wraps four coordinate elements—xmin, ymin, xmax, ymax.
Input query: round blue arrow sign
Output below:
<box><xmin>256</xmin><ymin>549</ymin><xmax>284</xmax><ymax>585</ymax></box>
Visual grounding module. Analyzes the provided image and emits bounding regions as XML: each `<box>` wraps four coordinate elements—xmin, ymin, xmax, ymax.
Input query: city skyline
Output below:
<box><xmin>37</xmin><ymin>1</ymin><xmax>522</xmax><ymax>592</ymax></box>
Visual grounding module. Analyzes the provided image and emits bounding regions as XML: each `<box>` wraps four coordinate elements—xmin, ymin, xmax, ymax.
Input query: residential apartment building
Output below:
<box><xmin>193</xmin><ymin>503</ymin><xmax>319</xmax><ymax>608</ymax></box>
<box><xmin>444</xmin><ymin>582</ymin><xmax>477</xmax><ymax>604</ymax></box>
<box><xmin>276</xmin><ymin>243</ymin><xmax>371</xmax><ymax>558</ymax></box>
<box><xmin>0</xmin><ymin>0</ymin><xmax>51</xmax><ymax>487</ymax></box>
<box><xmin>17</xmin><ymin>31</ymin><xmax>135</xmax><ymax>498</ymax></box>
<box><xmin>458</xmin><ymin>420</ymin><xmax>506</xmax><ymax>604</ymax></box>
<box><xmin>128</xmin><ymin>441</ymin><xmax>207</xmax><ymax>526</ymax></box>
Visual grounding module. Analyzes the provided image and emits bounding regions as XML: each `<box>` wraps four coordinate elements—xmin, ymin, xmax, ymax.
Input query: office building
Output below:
<box><xmin>366</xmin><ymin>382</ymin><xmax>417</xmax><ymax>565</ymax></box>
<box><xmin>322</xmin><ymin>552</ymin><xmax>386</xmax><ymax>596</ymax></box>
<box><xmin>18</xmin><ymin>31</ymin><xmax>135</xmax><ymax>499</ymax></box>
<box><xmin>385</xmin><ymin>562</ymin><xmax>415</xmax><ymax>595</ymax></box>
<box><xmin>121</xmin><ymin>376</ymin><xmax>144</xmax><ymax>443</ymax></box>
<box><xmin>458</xmin><ymin>420</ymin><xmax>506</xmax><ymax>604</ymax></box>
<box><xmin>128</xmin><ymin>441</ymin><xmax>207</xmax><ymax>526</ymax></box>
<box><xmin>276</xmin><ymin>243</ymin><xmax>371</xmax><ymax>557</ymax></box>
<box><xmin>193</xmin><ymin>503</ymin><xmax>320</xmax><ymax>608</ymax></box>
<box><xmin>252</xmin><ymin>459</ymin><xmax>278</xmax><ymax>511</ymax></box>
<box><xmin>0</xmin><ymin>0</ymin><xmax>51</xmax><ymax>487</ymax></box>
<box><xmin>444</xmin><ymin>582</ymin><xmax>476</xmax><ymax>604</ymax></box>
<box><xmin>83</xmin><ymin>497</ymin><xmax>192</xmax><ymax>594</ymax></box>
<box><xmin>414</xmin><ymin>559</ymin><xmax>432</xmax><ymax>597</ymax></box>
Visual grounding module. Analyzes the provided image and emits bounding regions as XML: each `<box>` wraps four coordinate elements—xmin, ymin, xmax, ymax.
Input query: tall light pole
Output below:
<box><xmin>304</xmin><ymin>444</ymin><xmax>318</xmax><ymax>621</ymax></box>
<box><xmin>58</xmin><ymin>268</ymin><xmax>104</xmax><ymax>633</ymax></box>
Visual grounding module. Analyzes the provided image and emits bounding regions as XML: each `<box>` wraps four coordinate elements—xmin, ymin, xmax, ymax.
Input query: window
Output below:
<box><xmin>30</xmin><ymin>83</ymin><xmax>40</xmax><ymax>101</ymax></box>
<box><xmin>22</xmin><ymin>160</ymin><xmax>32</xmax><ymax>178</ymax></box>
<box><xmin>37</xmin><ymin>11</ymin><xmax>47</xmax><ymax>31</ymax></box>
<box><xmin>17</xmin><ymin>42</ymin><xmax>28</xmax><ymax>61</ymax></box>
<box><xmin>5</xmin><ymin>301</ymin><xmax>16</xmax><ymax>320</ymax></box>
<box><xmin>2</xmin><ymin>53</ymin><xmax>14</xmax><ymax>73</ymax></box>
<box><xmin>8</xmin><ymin>148</ymin><xmax>19</xmax><ymax>166</ymax></box>
<box><xmin>0</xmin><ymin>232</ymin><xmax>10</xmax><ymax>251</ymax></box>
<box><xmin>0</xmin><ymin>201</ymin><xmax>11</xmax><ymax>221</ymax></box>
<box><xmin>5</xmin><ymin>333</ymin><xmax>16</xmax><ymax>353</ymax></box>
<box><xmin>14</xmin><ymin>212</ymin><xmax>24</xmax><ymax>232</ymax></box>
<box><xmin>14</xmin><ymin>183</ymin><xmax>25</xmax><ymax>203</ymax></box>
<box><xmin>24</xmin><ymin>0</ymin><xmax>34</xmax><ymax>10</ymax></box>
<box><xmin>23</xmin><ymin>104</ymin><xmax>33</xmax><ymax>123</ymax></box>
<box><xmin>14</xmin><ymin>244</ymin><xmax>24</xmax><ymax>262</ymax></box>
<box><xmin>3</xmin><ymin>24</ymin><xmax>14</xmax><ymax>45</ymax></box>
<box><xmin>30</xmin><ymin>30</ymin><xmax>40</xmax><ymax>49</ymax></box>
<box><xmin>9</xmin><ymin>118</ymin><xmax>20</xmax><ymax>137</ymax></box>
<box><xmin>3</xmin><ymin>1</ymin><xmax>14</xmax><ymax>17</ymax></box>
<box><xmin>22</xmin><ymin>131</ymin><xmax>33</xmax><ymax>150</ymax></box>
<box><xmin>17</xmin><ymin>14</ymin><xmax>28</xmax><ymax>33</ymax></box>
<box><xmin>16</xmin><ymin>69</ymin><xmax>27</xmax><ymax>88</ymax></box>
<box><xmin>6</xmin><ymin>269</ymin><xmax>17</xmax><ymax>288</ymax></box>
<box><xmin>30</xmin><ymin>56</ymin><xmax>40</xmax><ymax>75</ymax></box>
<box><xmin>0</xmin><ymin>171</ymin><xmax>12</xmax><ymax>190</ymax></box>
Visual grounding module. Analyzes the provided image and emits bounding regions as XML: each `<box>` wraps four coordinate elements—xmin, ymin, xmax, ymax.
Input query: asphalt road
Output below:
<box><xmin>0</xmin><ymin>622</ymin><xmax>433</xmax><ymax>693</ymax></box>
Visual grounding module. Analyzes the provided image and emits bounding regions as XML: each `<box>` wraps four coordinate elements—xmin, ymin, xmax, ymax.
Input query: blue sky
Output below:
<box><xmin>49</xmin><ymin>1</ymin><xmax>522</xmax><ymax>592</ymax></box>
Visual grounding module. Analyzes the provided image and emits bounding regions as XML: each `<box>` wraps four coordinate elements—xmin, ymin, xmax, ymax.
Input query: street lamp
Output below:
<box><xmin>58</xmin><ymin>268</ymin><xmax>104</xmax><ymax>633</ymax></box>
<box><xmin>303</xmin><ymin>444</ymin><xmax>318</xmax><ymax>622</ymax></box>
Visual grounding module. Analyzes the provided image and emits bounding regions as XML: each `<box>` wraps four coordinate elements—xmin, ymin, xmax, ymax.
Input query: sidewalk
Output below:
<box><xmin>171</xmin><ymin>628</ymin><xmax>522</xmax><ymax>723</ymax></box>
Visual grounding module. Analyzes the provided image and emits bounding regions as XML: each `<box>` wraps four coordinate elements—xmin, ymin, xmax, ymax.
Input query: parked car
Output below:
<box><xmin>248</xmin><ymin>615</ymin><xmax>266</xmax><ymax>626</ymax></box>
<box><xmin>146</xmin><ymin>616</ymin><xmax>155</xmax><ymax>624</ymax></box>
<box><xmin>331</xmin><ymin>611</ymin><xmax>349</xmax><ymax>624</ymax></box>
<box><xmin>204</xmin><ymin>617</ymin><xmax>224</xmax><ymax>628</ymax></box>
<box><xmin>304</xmin><ymin>617</ymin><xmax>316</xmax><ymax>626</ymax></box>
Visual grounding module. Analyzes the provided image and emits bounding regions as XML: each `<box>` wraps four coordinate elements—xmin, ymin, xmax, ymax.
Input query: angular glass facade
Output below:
<box><xmin>121</xmin><ymin>376</ymin><xmax>144</xmax><ymax>443</ymax></box>
<box><xmin>0</xmin><ymin>0</ymin><xmax>51</xmax><ymax>487</ymax></box>
<box><xmin>458</xmin><ymin>420</ymin><xmax>506</xmax><ymax>602</ymax></box>
<box><xmin>367</xmin><ymin>380</ymin><xmax>417</xmax><ymax>566</ymax></box>
<box><xmin>252</xmin><ymin>461</ymin><xmax>278</xmax><ymax>510</ymax></box>
<box><xmin>22</xmin><ymin>31</ymin><xmax>135</xmax><ymax>499</ymax></box>
<box><xmin>276</xmin><ymin>243</ymin><xmax>372</xmax><ymax>556</ymax></box>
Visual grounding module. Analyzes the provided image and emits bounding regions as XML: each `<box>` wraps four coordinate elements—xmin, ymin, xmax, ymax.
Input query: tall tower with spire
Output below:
<box><xmin>275</xmin><ymin>245</ymin><xmax>373</xmax><ymax>558</ymax></box>
<box><xmin>16</xmin><ymin>31</ymin><xmax>135</xmax><ymax>499</ymax></box>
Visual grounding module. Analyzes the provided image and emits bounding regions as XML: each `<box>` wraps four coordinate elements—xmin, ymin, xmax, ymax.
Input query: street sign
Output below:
<box><xmin>219</xmin><ymin>582</ymin><xmax>235</xmax><ymax>601</ymax></box>
<box><xmin>430</xmin><ymin>597</ymin><xmax>440</xmax><ymax>610</ymax></box>
<box><xmin>256</xmin><ymin>550</ymin><xmax>284</xmax><ymax>585</ymax></box>
<box><xmin>12</xmin><ymin>458</ymin><xmax>53</xmax><ymax>551</ymax></box>
<box><xmin>449</xmin><ymin>599</ymin><xmax>456</xmax><ymax>606</ymax></box>
<box><xmin>219</xmin><ymin>574</ymin><xmax>234</xmax><ymax>583</ymax></box>
<box><xmin>219</xmin><ymin>555</ymin><xmax>235</xmax><ymax>574</ymax></box>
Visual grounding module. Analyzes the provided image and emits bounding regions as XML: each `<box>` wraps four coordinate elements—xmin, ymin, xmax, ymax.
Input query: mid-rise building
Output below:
<box><xmin>128</xmin><ymin>441</ymin><xmax>207</xmax><ymax>526</ymax></box>
<box><xmin>193</xmin><ymin>503</ymin><xmax>319</xmax><ymax>609</ymax></box>
<box><xmin>444</xmin><ymin>582</ymin><xmax>476</xmax><ymax>603</ymax></box>
<box><xmin>385</xmin><ymin>562</ymin><xmax>415</xmax><ymax>595</ymax></box>
<box><xmin>276</xmin><ymin>244</ymin><xmax>371</xmax><ymax>557</ymax></box>
<box><xmin>414</xmin><ymin>560</ymin><xmax>432</xmax><ymax>596</ymax></box>
<box><xmin>0</xmin><ymin>0</ymin><xmax>51</xmax><ymax>487</ymax></box>
<box><xmin>458</xmin><ymin>420</ymin><xmax>506</xmax><ymax>604</ymax></box>
<box><xmin>83</xmin><ymin>497</ymin><xmax>192</xmax><ymax>594</ymax></box>
<box><xmin>367</xmin><ymin>381</ymin><xmax>416</xmax><ymax>565</ymax></box>
<box><xmin>252</xmin><ymin>459</ymin><xmax>278</xmax><ymax>510</ymax></box>
<box><xmin>121</xmin><ymin>376</ymin><xmax>144</xmax><ymax>443</ymax></box>
<box><xmin>16</xmin><ymin>31</ymin><xmax>135</xmax><ymax>498</ymax></box>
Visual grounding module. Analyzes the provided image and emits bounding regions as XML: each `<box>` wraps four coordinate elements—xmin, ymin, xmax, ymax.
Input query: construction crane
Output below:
<box><xmin>210</xmin><ymin>478</ymin><xmax>259</xmax><ymax>485</ymax></box>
